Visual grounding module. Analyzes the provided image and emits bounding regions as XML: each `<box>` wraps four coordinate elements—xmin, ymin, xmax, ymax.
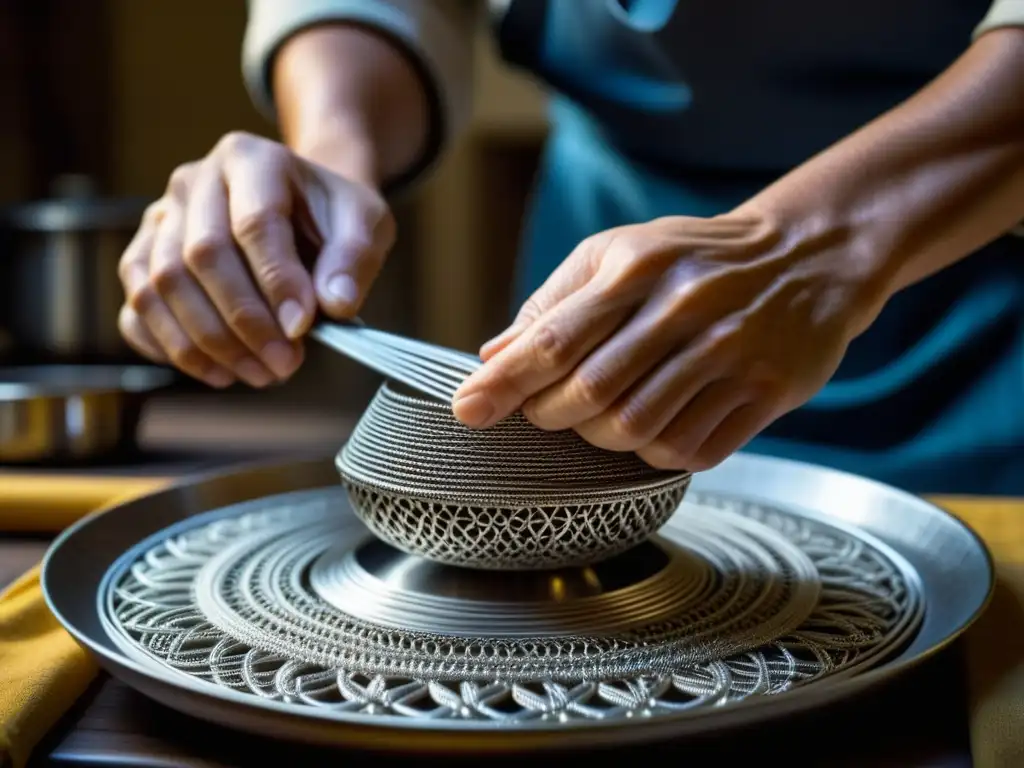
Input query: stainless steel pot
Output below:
<box><xmin>0</xmin><ymin>175</ymin><xmax>151</xmax><ymax>363</ymax></box>
<box><xmin>0</xmin><ymin>364</ymin><xmax>175</xmax><ymax>463</ymax></box>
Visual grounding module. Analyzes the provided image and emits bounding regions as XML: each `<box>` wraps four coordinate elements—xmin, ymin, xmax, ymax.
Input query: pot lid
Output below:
<box><xmin>0</xmin><ymin>175</ymin><xmax>152</xmax><ymax>231</ymax></box>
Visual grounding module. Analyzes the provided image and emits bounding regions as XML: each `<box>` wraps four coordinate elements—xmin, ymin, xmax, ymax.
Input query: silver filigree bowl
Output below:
<box><xmin>335</xmin><ymin>382</ymin><xmax>692</xmax><ymax>571</ymax></box>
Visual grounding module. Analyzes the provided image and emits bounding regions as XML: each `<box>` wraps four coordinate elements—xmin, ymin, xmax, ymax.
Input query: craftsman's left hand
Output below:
<box><xmin>452</xmin><ymin>212</ymin><xmax>887</xmax><ymax>471</ymax></box>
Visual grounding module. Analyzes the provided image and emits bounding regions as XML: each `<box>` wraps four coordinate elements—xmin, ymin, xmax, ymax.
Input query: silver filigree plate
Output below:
<box><xmin>98</xmin><ymin>486</ymin><xmax>924</xmax><ymax>724</ymax></box>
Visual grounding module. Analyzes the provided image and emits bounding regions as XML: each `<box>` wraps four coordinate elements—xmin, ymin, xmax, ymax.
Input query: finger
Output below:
<box><xmin>122</xmin><ymin>211</ymin><xmax>234</xmax><ymax>388</ymax></box>
<box><xmin>184</xmin><ymin>164</ymin><xmax>298</xmax><ymax>381</ymax></box>
<box><xmin>520</xmin><ymin>299</ymin><xmax>692</xmax><ymax>431</ymax></box>
<box><xmin>129</xmin><ymin>280</ymin><xmax>234</xmax><ymax>388</ymax></box>
<box><xmin>480</xmin><ymin>234</ymin><xmax>609</xmax><ymax>361</ymax></box>
<box><xmin>312</xmin><ymin>194</ymin><xmax>394</xmax><ymax>319</ymax></box>
<box><xmin>682</xmin><ymin>401</ymin><xmax>777</xmax><ymax>470</ymax></box>
<box><xmin>118</xmin><ymin>201</ymin><xmax>165</xmax><ymax>294</ymax></box>
<box><xmin>151</xmin><ymin>208</ymin><xmax>277</xmax><ymax>388</ymax></box>
<box><xmin>222</xmin><ymin>149</ymin><xmax>317</xmax><ymax>341</ymax></box>
<box><xmin>453</xmin><ymin>284</ymin><xmax>635</xmax><ymax>429</ymax></box>
<box><xmin>118</xmin><ymin>304</ymin><xmax>167</xmax><ymax>363</ymax></box>
<box><xmin>636</xmin><ymin>382</ymin><xmax>754</xmax><ymax>471</ymax></box>
<box><xmin>573</xmin><ymin>340</ymin><xmax>727</xmax><ymax>452</ymax></box>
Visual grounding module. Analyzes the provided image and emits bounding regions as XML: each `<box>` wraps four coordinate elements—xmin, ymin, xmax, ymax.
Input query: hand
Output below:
<box><xmin>117</xmin><ymin>131</ymin><xmax>395</xmax><ymax>388</ymax></box>
<box><xmin>452</xmin><ymin>212</ymin><xmax>886</xmax><ymax>471</ymax></box>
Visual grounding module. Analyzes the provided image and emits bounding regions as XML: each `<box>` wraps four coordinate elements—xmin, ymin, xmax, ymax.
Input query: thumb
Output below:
<box><xmin>312</xmin><ymin>194</ymin><xmax>395</xmax><ymax>319</ymax></box>
<box><xmin>480</xmin><ymin>235</ymin><xmax>603</xmax><ymax>361</ymax></box>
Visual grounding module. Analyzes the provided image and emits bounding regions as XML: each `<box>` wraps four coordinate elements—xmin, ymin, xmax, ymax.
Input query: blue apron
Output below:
<box><xmin>496</xmin><ymin>1</ymin><xmax>1024</xmax><ymax>496</ymax></box>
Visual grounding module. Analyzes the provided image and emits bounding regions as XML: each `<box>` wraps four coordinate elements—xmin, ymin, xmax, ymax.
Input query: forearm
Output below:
<box><xmin>272</xmin><ymin>25</ymin><xmax>430</xmax><ymax>188</ymax></box>
<box><xmin>242</xmin><ymin>0</ymin><xmax>476</xmax><ymax>191</ymax></box>
<box><xmin>740</xmin><ymin>28</ymin><xmax>1024</xmax><ymax>309</ymax></box>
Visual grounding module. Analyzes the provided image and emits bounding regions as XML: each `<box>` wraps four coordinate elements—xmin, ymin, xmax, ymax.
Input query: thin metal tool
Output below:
<box><xmin>309</xmin><ymin>320</ymin><xmax>481</xmax><ymax>403</ymax></box>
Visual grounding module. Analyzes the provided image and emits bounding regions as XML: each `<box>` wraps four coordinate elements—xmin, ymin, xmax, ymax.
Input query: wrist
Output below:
<box><xmin>273</xmin><ymin>25</ymin><xmax>432</xmax><ymax>194</ymax></box>
<box><xmin>290</xmin><ymin>118</ymin><xmax>382</xmax><ymax>190</ymax></box>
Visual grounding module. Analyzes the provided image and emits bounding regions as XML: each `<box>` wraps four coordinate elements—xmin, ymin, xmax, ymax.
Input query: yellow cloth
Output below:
<box><xmin>0</xmin><ymin>474</ymin><xmax>167</xmax><ymax>533</ymax></box>
<box><xmin>0</xmin><ymin>565</ymin><xmax>98</xmax><ymax>768</ymax></box>
<box><xmin>0</xmin><ymin>491</ymin><xmax>1021</xmax><ymax>767</ymax></box>
<box><xmin>943</xmin><ymin>497</ymin><xmax>1024</xmax><ymax>768</ymax></box>
<box><xmin>0</xmin><ymin>476</ymin><xmax>168</xmax><ymax>768</ymax></box>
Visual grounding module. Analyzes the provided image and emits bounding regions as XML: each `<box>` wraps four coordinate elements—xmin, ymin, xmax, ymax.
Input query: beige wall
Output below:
<box><xmin>104</xmin><ymin>0</ymin><xmax>547</xmax><ymax>196</ymax></box>
<box><xmin>107</xmin><ymin>1</ymin><xmax>271</xmax><ymax>197</ymax></box>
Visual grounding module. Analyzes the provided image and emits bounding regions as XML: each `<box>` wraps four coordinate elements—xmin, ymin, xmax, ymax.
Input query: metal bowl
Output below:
<box><xmin>335</xmin><ymin>382</ymin><xmax>692</xmax><ymax>570</ymax></box>
<box><xmin>0</xmin><ymin>364</ymin><xmax>175</xmax><ymax>463</ymax></box>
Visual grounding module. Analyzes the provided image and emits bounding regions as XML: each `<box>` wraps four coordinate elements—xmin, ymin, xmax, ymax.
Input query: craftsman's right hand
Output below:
<box><xmin>117</xmin><ymin>131</ymin><xmax>396</xmax><ymax>388</ymax></box>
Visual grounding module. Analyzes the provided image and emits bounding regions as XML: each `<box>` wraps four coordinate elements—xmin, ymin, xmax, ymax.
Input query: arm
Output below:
<box><xmin>737</xmin><ymin>24</ymin><xmax>1024</xmax><ymax>326</ymax></box>
<box><xmin>450</xmin><ymin>13</ymin><xmax>1024</xmax><ymax>473</ymax></box>
<box><xmin>242</xmin><ymin>0</ymin><xmax>477</xmax><ymax>190</ymax></box>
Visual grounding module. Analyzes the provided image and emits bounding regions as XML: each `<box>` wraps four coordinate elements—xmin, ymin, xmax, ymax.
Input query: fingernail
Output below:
<box><xmin>277</xmin><ymin>299</ymin><xmax>306</xmax><ymax>339</ymax></box>
<box><xmin>236</xmin><ymin>357</ymin><xmax>273</xmax><ymax>388</ymax></box>
<box><xmin>326</xmin><ymin>274</ymin><xmax>360</xmax><ymax>308</ymax></box>
<box><xmin>452</xmin><ymin>392</ymin><xmax>495</xmax><ymax>428</ymax></box>
<box><xmin>262</xmin><ymin>341</ymin><xmax>296</xmax><ymax>379</ymax></box>
<box><xmin>205</xmin><ymin>367</ymin><xmax>234</xmax><ymax>389</ymax></box>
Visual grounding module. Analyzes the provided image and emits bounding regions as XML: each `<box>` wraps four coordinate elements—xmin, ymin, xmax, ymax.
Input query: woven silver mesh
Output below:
<box><xmin>336</xmin><ymin>382</ymin><xmax>692</xmax><ymax>570</ymax></box>
<box><xmin>101</xmin><ymin>487</ymin><xmax>924</xmax><ymax>724</ymax></box>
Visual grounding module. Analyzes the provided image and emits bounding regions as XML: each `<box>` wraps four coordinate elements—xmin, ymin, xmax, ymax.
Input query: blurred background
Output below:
<box><xmin>0</xmin><ymin>1</ymin><xmax>551</xmax><ymax>458</ymax></box>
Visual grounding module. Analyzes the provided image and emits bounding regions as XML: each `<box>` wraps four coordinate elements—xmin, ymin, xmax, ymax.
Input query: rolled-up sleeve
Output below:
<box><xmin>243</xmin><ymin>0</ymin><xmax>477</xmax><ymax>150</ymax></box>
<box><xmin>974</xmin><ymin>0</ymin><xmax>1024</xmax><ymax>37</ymax></box>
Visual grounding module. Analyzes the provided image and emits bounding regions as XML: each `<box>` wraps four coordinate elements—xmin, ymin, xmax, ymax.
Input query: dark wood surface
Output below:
<box><xmin>1</xmin><ymin>538</ymin><xmax>973</xmax><ymax>768</ymax></box>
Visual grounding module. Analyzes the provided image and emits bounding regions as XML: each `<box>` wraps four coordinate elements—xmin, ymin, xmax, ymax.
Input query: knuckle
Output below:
<box><xmin>142</xmin><ymin>200</ymin><xmax>167</xmax><ymax>227</ymax></box>
<box><xmin>254</xmin><ymin>259</ymin><xmax>302</xmax><ymax>298</ymax></box>
<box><xmin>609</xmin><ymin>406</ymin><xmax>653</xmax><ymax>447</ymax></box>
<box><xmin>232</xmin><ymin>209</ymin><xmax>280</xmax><ymax>247</ymax></box>
<box><xmin>150</xmin><ymin>262</ymin><xmax>188</xmax><ymax>296</ymax></box>
<box><xmin>224</xmin><ymin>301</ymin><xmax>274</xmax><ymax>337</ymax></box>
<box><xmin>183</xmin><ymin>234</ymin><xmax>229</xmax><ymax>273</ymax></box>
<box><xmin>194</xmin><ymin>325</ymin><xmax>237</xmax><ymax>356</ymax></box>
<box><xmin>520</xmin><ymin>400</ymin><xmax>552</xmax><ymax>430</ymax></box>
<box><xmin>639</xmin><ymin>442</ymin><xmax>691</xmax><ymax>471</ymax></box>
<box><xmin>530</xmin><ymin>325</ymin><xmax>574</xmax><ymax>369</ymax></box>
<box><xmin>117</xmin><ymin>254</ymin><xmax>137</xmax><ymax>284</ymax></box>
<box><xmin>603</xmin><ymin>236</ymin><xmax>652</xmax><ymax>279</ymax></box>
<box><xmin>664</xmin><ymin>279</ymin><xmax>702</xmax><ymax>315</ymax></box>
<box><xmin>166</xmin><ymin>343</ymin><xmax>206</xmax><ymax>372</ymax></box>
<box><xmin>166</xmin><ymin>163</ymin><xmax>197</xmax><ymax>197</ymax></box>
<box><xmin>127</xmin><ymin>283</ymin><xmax>161</xmax><ymax>315</ymax></box>
<box><xmin>216</xmin><ymin>130</ymin><xmax>256</xmax><ymax>156</ymax></box>
<box><xmin>702</xmin><ymin>319</ymin><xmax>744</xmax><ymax>359</ymax></box>
<box><xmin>117</xmin><ymin>305</ymin><xmax>143</xmax><ymax>346</ymax></box>
<box><xmin>571</xmin><ymin>370</ymin><xmax>615</xmax><ymax>411</ymax></box>
<box><xmin>515</xmin><ymin>298</ymin><xmax>544</xmax><ymax>326</ymax></box>
<box><xmin>580</xmin><ymin>406</ymin><xmax>652</xmax><ymax>452</ymax></box>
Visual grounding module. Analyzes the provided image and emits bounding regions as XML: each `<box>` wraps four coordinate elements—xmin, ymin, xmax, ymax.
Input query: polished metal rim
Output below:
<box><xmin>41</xmin><ymin>453</ymin><xmax>994</xmax><ymax>754</ymax></box>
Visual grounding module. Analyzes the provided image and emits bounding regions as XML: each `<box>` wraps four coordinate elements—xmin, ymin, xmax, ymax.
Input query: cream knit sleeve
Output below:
<box><xmin>242</xmin><ymin>0</ymin><xmax>478</xmax><ymax>149</ymax></box>
<box><xmin>975</xmin><ymin>0</ymin><xmax>1024</xmax><ymax>38</ymax></box>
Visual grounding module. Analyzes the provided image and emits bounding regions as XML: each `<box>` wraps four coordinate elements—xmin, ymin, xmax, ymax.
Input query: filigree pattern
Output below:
<box><xmin>345</xmin><ymin>479</ymin><xmax>690</xmax><ymax>571</ymax></box>
<box><xmin>101</xmin><ymin>488</ymin><xmax>923</xmax><ymax>724</ymax></box>
<box><xmin>337</xmin><ymin>383</ymin><xmax>692</xmax><ymax>570</ymax></box>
